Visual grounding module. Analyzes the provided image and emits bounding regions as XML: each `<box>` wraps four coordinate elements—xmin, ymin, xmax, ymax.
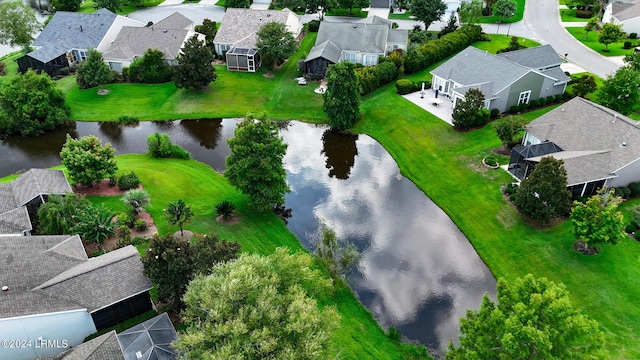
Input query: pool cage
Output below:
<box><xmin>508</xmin><ymin>142</ymin><xmax>563</xmax><ymax>180</ymax></box>
<box><xmin>225</xmin><ymin>47</ymin><xmax>261</xmax><ymax>72</ymax></box>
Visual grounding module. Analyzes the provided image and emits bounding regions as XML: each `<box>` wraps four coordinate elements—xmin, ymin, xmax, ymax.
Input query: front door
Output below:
<box><xmin>248</xmin><ymin>57</ymin><xmax>255</xmax><ymax>72</ymax></box>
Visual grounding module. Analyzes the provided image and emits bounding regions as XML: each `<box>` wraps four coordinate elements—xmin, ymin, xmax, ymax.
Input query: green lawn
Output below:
<box><xmin>351</xmin><ymin>73</ymin><xmax>640</xmax><ymax>359</ymax></box>
<box><xmin>83</xmin><ymin>155</ymin><xmax>426</xmax><ymax>359</ymax></box>
<box><xmin>79</xmin><ymin>0</ymin><xmax>164</xmax><ymax>15</ymax></box>
<box><xmin>388</xmin><ymin>11</ymin><xmax>413</xmax><ymax>20</ymax></box>
<box><xmin>457</xmin><ymin>0</ymin><xmax>525</xmax><ymax>23</ymax></box>
<box><xmin>560</xmin><ymin>8</ymin><xmax>588</xmax><ymax>22</ymax></box>
<box><xmin>566</xmin><ymin>27</ymin><xmax>638</xmax><ymax>56</ymax></box>
<box><xmin>0</xmin><ymin>52</ymin><xmax>23</xmax><ymax>86</ymax></box>
<box><xmin>472</xmin><ymin>34</ymin><xmax>541</xmax><ymax>53</ymax></box>
<box><xmin>325</xmin><ymin>9</ymin><xmax>368</xmax><ymax>17</ymax></box>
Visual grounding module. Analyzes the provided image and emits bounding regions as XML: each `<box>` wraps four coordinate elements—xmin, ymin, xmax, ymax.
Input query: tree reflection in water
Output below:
<box><xmin>321</xmin><ymin>129</ymin><xmax>358</xmax><ymax>180</ymax></box>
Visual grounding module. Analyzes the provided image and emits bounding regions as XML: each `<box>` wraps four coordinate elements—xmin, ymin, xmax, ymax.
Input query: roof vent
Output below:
<box><xmin>163</xmin><ymin>29</ymin><xmax>168</xmax><ymax>33</ymax></box>
<box><xmin>136</xmin><ymin>351</ymin><xmax>143</xmax><ymax>359</ymax></box>
<box><xmin>561</xmin><ymin>108</ymin><xmax>565</xmax><ymax>112</ymax></box>
<box><xmin>622</xmin><ymin>142</ymin><xmax>627</xmax><ymax>147</ymax></box>
<box><xmin>613</xmin><ymin>114</ymin><xmax>617</xmax><ymax>123</ymax></box>
<box><xmin>353</xmin><ymin>25</ymin><xmax>358</xmax><ymax>28</ymax></box>
<box><xmin>267</xmin><ymin>14</ymin><xmax>271</xmax><ymax>17</ymax></box>
<box><xmin>2</xmin><ymin>286</ymin><xmax>8</xmax><ymax>291</ymax></box>
<box><xmin>80</xmin><ymin>25</ymin><xmax>83</xmax><ymax>32</ymax></box>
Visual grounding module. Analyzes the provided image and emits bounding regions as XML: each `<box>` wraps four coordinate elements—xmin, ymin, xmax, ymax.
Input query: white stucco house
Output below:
<box><xmin>603</xmin><ymin>0</ymin><xmax>640</xmax><ymax>35</ymax></box>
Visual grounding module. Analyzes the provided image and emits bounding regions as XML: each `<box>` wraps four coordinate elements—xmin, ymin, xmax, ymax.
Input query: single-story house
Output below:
<box><xmin>430</xmin><ymin>45</ymin><xmax>570</xmax><ymax>113</ymax></box>
<box><xmin>0</xmin><ymin>169</ymin><xmax>72</xmax><ymax>236</ymax></box>
<box><xmin>509</xmin><ymin>97</ymin><xmax>640</xmax><ymax>197</ymax></box>
<box><xmin>102</xmin><ymin>12</ymin><xmax>205</xmax><ymax>72</ymax></box>
<box><xmin>603</xmin><ymin>0</ymin><xmax>640</xmax><ymax>35</ymax></box>
<box><xmin>0</xmin><ymin>235</ymin><xmax>153</xmax><ymax>359</ymax></box>
<box><xmin>17</xmin><ymin>8</ymin><xmax>144</xmax><ymax>77</ymax></box>
<box><xmin>51</xmin><ymin>313</ymin><xmax>178</xmax><ymax>360</ymax></box>
<box><xmin>213</xmin><ymin>8</ymin><xmax>302</xmax><ymax>72</ymax></box>
<box><xmin>304</xmin><ymin>18</ymin><xmax>408</xmax><ymax>77</ymax></box>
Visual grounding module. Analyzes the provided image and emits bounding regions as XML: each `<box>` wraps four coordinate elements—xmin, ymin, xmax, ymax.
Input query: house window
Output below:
<box><xmin>362</xmin><ymin>54</ymin><xmax>377</xmax><ymax>66</ymax></box>
<box><xmin>518</xmin><ymin>90</ymin><xmax>531</xmax><ymax>105</ymax></box>
<box><xmin>109</xmin><ymin>62</ymin><xmax>122</xmax><ymax>72</ymax></box>
<box><xmin>78</xmin><ymin>51</ymin><xmax>88</xmax><ymax>61</ymax></box>
<box><xmin>344</xmin><ymin>52</ymin><xmax>357</xmax><ymax>63</ymax></box>
<box><xmin>392</xmin><ymin>44</ymin><xmax>399</xmax><ymax>50</ymax></box>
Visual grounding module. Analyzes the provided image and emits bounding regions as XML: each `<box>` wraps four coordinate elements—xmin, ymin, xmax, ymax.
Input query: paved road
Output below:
<box><xmin>523</xmin><ymin>0</ymin><xmax>620</xmax><ymax>78</ymax></box>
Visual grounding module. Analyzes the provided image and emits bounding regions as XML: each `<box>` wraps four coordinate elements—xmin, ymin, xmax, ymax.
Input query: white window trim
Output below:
<box><xmin>343</xmin><ymin>52</ymin><xmax>357</xmax><ymax>63</ymax></box>
<box><xmin>518</xmin><ymin>90</ymin><xmax>532</xmax><ymax>105</ymax></box>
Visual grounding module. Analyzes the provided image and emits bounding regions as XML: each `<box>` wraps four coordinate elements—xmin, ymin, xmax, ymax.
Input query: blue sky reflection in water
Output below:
<box><xmin>280</xmin><ymin>122</ymin><xmax>496</xmax><ymax>351</ymax></box>
<box><xmin>0</xmin><ymin>119</ymin><xmax>495</xmax><ymax>351</ymax></box>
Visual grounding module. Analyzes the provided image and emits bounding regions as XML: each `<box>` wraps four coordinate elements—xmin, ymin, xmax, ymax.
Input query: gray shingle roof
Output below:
<box><xmin>0</xmin><ymin>206</ymin><xmax>32</xmax><ymax>234</ymax></box>
<box><xmin>431</xmin><ymin>46</ymin><xmax>530</xmax><ymax>97</ymax></box>
<box><xmin>612</xmin><ymin>1</ymin><xmax>640</xmax><ymax>21</ymax></box>
<box><xmin>0</xmin><ymin>183</ymin><xmax>16</xmax><ymax>213</ymax></box>
<box><xmin>357</xmin><ymin>15</ymin><xmax>393</xmax><ymax>27</ymax></box>
<box><xmin>31</xmin><ymin>9</ymin><xmax>117</xmax><ymax>62</ymax></box>
<box><xmin>117</xmin><ymin>313</ymin><xmax>177</xmax><ymax>360</ymax></box>
<box><xmin>213</xmin><ymin>8</ymin><xmax>296</xmax><ymax>48</ymax></box>
<box><xmin>103</xmin><ymin>27</ymin><xmax>190</xmax><ymax>61</ymax></box>
<box><xmin>153</xmin><ymin>12</ymin><xmax>193</xmax><ymax>30</ymax></box>
<box><xmin>0</xmin><ymin>237</ymin><xmax>151</xmax><ymax>319</ymax></box>
<box><xmin>47</xmin><ymin>331</ymin><xmax>125</xmax><ymax>360</ymax></box>
<box><xmin>316</xmin><ymin>22</ymin><xmax>389</xmax><ymax>54</ymax></box>
<box><xmin>525</xmin><ymin>97</ymin><xmax>640</xmax><ymax>185</ymax></box>
<box><xmin>305</xmin><ymin>39</ymin><xmax>342</xmax><ymax>63</ymax></box>
<box><xmin>11</xmin><ymin>169</ymin><xmax>72</xmax><ymax>206</ymax></box>
<box><xmin>496</xmin><ymin>44</ymin><xmax>564</xmax><ymax>70</ymax></box>
<box><xmin>453</xmin><ymin>82</ymin><xmax>496</xmax><ymax>99</ymax></box>
<box><xmin>388</xmin><ymin>29</ymin><xmax>408</xmax><ymax>43</ymax></box>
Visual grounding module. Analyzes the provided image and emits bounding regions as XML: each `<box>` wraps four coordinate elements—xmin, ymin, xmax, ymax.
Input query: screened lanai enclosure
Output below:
<box><xmin>508</xmin><ymin>142</ymin><xmax>563</xmax><ymax>180</ymax></box>
<box><xmin>225</xmin><ymin>47</ymin><xmax>261</xmax><ymax>72</ymax></box>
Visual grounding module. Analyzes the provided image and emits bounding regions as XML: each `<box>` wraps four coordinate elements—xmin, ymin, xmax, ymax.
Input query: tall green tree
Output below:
<box><xmin>409</xmin><ymin>0</ymin><xmax>447</xmax><ymax>30</ymax></box>
<box><xmin>452</xmin><ymin>88</ymin><xmax>488</xmax><ymax>130</ymax></box>
<box><xmin>128</xmin><ymin>48</ymin><xmax>173</xmax><ymax>83</ymax></box>
<box><xmin>493</xmin><ymin>115</ymin><xmax>524</xmax><ymax>148</ymax></box>
<box><xmin>256</xmin><ymin>22</ymin><xmax>298</xmax><ymax>71</ymax></box>
<box><xmin>598</xmin><ymin>23</ymin><xmax>625</xmax><ymax>51</ymax></box>
<box><xmin>338</xmin><ymin>0</ymin><xmax>369</xmax><ymax>15</ymax></box>
<box><xmin>52</xmin><ymin>0</ymin><xmax>82</xmax><ymax>11</ymax></box>
<box><xmin>0</xmin><ymin>70</ymin><xmax>70</xmax><ymax>137</ymax></box>
<box><xmin>60</xmin><ymin>135</ymin><xmax>118</xmax><ymax>186</ymax></box>
<box><xmin>570</xmin><ymin>187</ymin><xmax>625</xmax><ymax>253</ymax></box>
<box><xmin>175</xmin><ymin>248</ymin><xmax>340</xmax><ymax>359</ymax></box>
<box><xmin>163</xmin><ymin>199</ymin><xmax>193</xmax><ymax>236</ymax></box>
<box><xmin>597</xmin><ymin>65</ymin><xmax>640</xmax><ymax>115</ymax></box>
<box><xmin>514</xmin><ymin>157</ymin><xmax>572</xmax><ymax>224</ymax></box>
<box><xmin>142</xmin><ymin>233</ymin><xmax>240</xmax><ymax>308</ymax></box>
<box><xmin>94</xmin><ymin>0</ymin><xmax>122</xmax><ymax>13</ymax></box>
<box><xmin>76</xmin><ymin>49</ymin><xmax>113</xmax><ymax>90</ymax></box>
<box><xmin>225</xmin><ymin>112</ymin><xmax>290</xmax><ymax>211</ymax></box>
<box><xmin>37</xmin><ymin>193</ymin><xmax>92</xmax><ymax>234</ymax></box>
<box><xmin>494</xmin><ymin>0</ymin><xmax>516</xmax><ymax>23</ymax></box>
<box><xmin>623</xmin><ymin>50</ymin><xmax>640</xmax><ymax>71</ymax></box>
<box><xmin>72</xmin><ymin>204</ymin><xmax>116</xmax><ymax>253</ymax></box>
<box><xmin>173</xmin><ymin>35</ymin><xmax>216</xmax><ymax>90</ymax></box>
<box><xmin>225</xmin><ymin>0</ymin><xmax>249</xmax><ymax>8</ymax></box>
<box><xmin>323</xmin><ymin>61</ymin><xmax>361</xmax><ymax>130</ymax></box>
<box><xmin>447</xmin><ymin>274</ymin><xmax>606</xmax><ymax>359</ymax></box>
<box><xmin>459</xmin><ymin>0</ymin><xmax>483</xmax><ymax>24</ymax></box>
<box><xmin>306</xmin><ymin>0</ymin><xmax>338</xmax><ymax>20</ymax></box>
<box><xmin>194</xmin><ymin>19</ymin><xmax>217</xmax><ymax>48</ymax></box>
<box><xmin>583</xmin><ymin>17</ymin><xmax>600</xmax><ymax>39</ymax></box>
<box><xmin>0</xmin><ymin>1</ymin><xmax>40</xmax><ymax>50</ymax></box>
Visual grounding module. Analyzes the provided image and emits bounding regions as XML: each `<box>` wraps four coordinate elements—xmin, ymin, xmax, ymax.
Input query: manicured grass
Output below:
<box><xmin>325</xmin><ymin>9</ymin><xmax>368</xmax><ymax>17</ymax></box>
<box><xmin>566</xmin><ymin>71</ymin><xmax>605</xmax><ymax>103</ymax></box>
<box><xmin>566</xmin><ymin>27</ymin><xmax>638</xmax><ymax>56</ymax></box>
<box><xmin>388</xmin><ymin>11</ymin><xmax>413</xmax><ymax>20</ymax></box>
<box><xmin>78</xmin><ymin>0</ymin><xmax>164</xmax><ymax>14</ymax></box>
<box><xmin>472</xmin><ymin>34</ymin><xmax>541</xmax><ymax>53</ymax></box>
<box><xmin>215</xmin><ymin>0</ymin><xmax>224</xmax><ymax>5</ymax></box>
<box><xmin>459</xmin><ymin>0</ymin><xmax>525</xmax><ymax>23</ymax></box>
<box><xmin>0</xmin><ymin>52</ymin><xmax>23</xmax><ymax>86</ymax></box>
<box><xmin>66</xmin><ymin>33</ymin><xmax>326</xmax><ymax>122</ymax></box>
<box><xmin>82</xmin><ymin>154</ymin><xmax>426</xmax><ymax>359</ymax></box>
<box><xmin>352</xmin><ymin>75</ymin><xmax>640</xmax><ymax>358</ymax></box>
<box><xmin>560</xmin><ymin>8</ymin><xmax>588</xmax><ymax>22</ymax></box>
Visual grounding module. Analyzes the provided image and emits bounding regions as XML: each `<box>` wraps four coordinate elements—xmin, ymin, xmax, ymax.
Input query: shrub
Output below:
<box><xmin>625</xmin><ymin>223</ymin><xmax>637</xmax><ymax>234</ymax></box>
<box><xmin>546</xmin><ymin>96</ymin><xmax>555</xmax><ymax>104</ymax></box>
<box><xmin>215</xmin><ymin>200</ymin><xmax>236</xmax><ymax>220</ymax></box>
<box><xmin>355</xmin><ymin>61</ymin><xmax>398</xmax><ymax>96</ymax></box>
<box><xmin>118</xmin><ymin>115</ymin><xmax>139</xmax><ymax>125</ymax></box>
<box><xmin>128</xmin><ymin>49</ymin><xmax>173</xmax><ymax>83</ymax></box>
<box><xmin>628</xmin><ymin>182</ymin><xmax>640</xmax><ymax>197</ymax></box>
<box><xmin>624</xmin><ymin>41</ymin><xmax>633</xmax><ymax>49</ymax></box>
<box><xmin>109</xmin><ymin>176</ymin><xmax>117</xmax><ymax>187</ymax></box>
<box><xmin>528</xmin><ymin>99</ymin><xmax>539</xmax><ymax>108</ymax></box>
<box><xmin>59</xmin><ymin>67</ymin><xmax>70</xmax><ymax>76</ymax></box>
<box><xmin>614</xmin><ymin>187</ymin><xmax>624</xmax><ymax>197</ymax></box>
<box><xmin>630</xmin><ymin>32</ymin><xmax>638</xmax><ymax>39</ymax></box>
<box><xmin>147</xmin><ymin>133</ymin><xmax>191</xmax><ymax>159</ymax></box>
<box><xmin>307</xmin><ymin>20</ymin><xmax>320</xmax><ymax>32</ymax></box>
<box><xmin>118</xmin><ymin>171</ymin><xmax>140</xmax><ymax>191</ymax></box>
<box><xmin>0</xmin><ymin>62</ymin><xmax>5</xmax><ymax>76</ymax></box>
<box><xmin>509</xmin><ymin>193</ymin><xmax>517</xmax><ymax>202</ymax></box>
<box><xmin>484</xmin><ymin>156</ymin><xmax>497</xmax><ymax>166</ymax></box>
<box><xmin>504</xmin><ymin>183</ymin><xmax>519</xmax><ymax>195</ymax></box>
<box><xmin>395</xmin><ymin>79</ymin><xmax>415</xmax><ymax>94</ymax></box>
<box><xmin>490</xmin><ymin>108</ymin><xmax>500</xmax><ymax>119</ymax></box>
<box><xmin>121</xmin><ymin>67</ymin><xmax>130</xmax><ymax>82</ymax></box>
<box><xmin>554</xmin><ymin>94</ymin><xmax>564</xmax><ymax>102</ymax></box>
<box><xmin>509</xmin><ymin>105</ymin><xmax>520</xmax><ymax>114</ymax></box>
<box><xmin>575</xmin><ymin>9</ymin><xmax>593</xmax><ymax>18</ymax></box>
<box><xmin>619</xmin><ymin>186</ymin><xmax>631</xmax><ymax>198</ymax></box>
<box><xmin>134</xmin><ymin>218</ymin><xmax>148</xmax><ymax>231</ymax></box>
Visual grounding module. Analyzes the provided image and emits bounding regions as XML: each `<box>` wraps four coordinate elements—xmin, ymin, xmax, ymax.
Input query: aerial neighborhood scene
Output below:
<box><xmin>1</xmin><ymin>0</ymin><xmax>640</xmax><ymax>357</ymax></box>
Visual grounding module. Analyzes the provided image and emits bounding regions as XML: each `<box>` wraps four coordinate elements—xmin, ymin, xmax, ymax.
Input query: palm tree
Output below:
<box><xmin>122</xmin><ymin>189</ymin><xmax>150</xmax><ymax>214</ymax></box>
<box><xmin>163</xmin><ymin>199</ymin><xmax>193</xmax><ymax>236</ymax></box>
<box><xmin>72</xmin><ymin>204</ymin><xmax>115</xmax><ymax>253</ymax></box>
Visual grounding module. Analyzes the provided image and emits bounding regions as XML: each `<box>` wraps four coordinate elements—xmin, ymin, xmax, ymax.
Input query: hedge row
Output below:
<box><xmin>508</xmin><ymin>93</ymin><xmax>572</xmax><ymax>114</ymax></box>
<box><xmin>405</xmin><ymin>25</ymin><xmax>483</xmax><ymax>74</ymax></box>
<box><xmin>355</xmin><ymin>61</ymin><xmax>399</xmax><ymax>96</ymax></box>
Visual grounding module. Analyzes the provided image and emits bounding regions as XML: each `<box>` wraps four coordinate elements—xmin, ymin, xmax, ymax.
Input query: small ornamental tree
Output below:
<box><xmin>163</xmin><ymin>199</ymin><xmax>193</xmax><ymax>236</ymax></box>
<box><xmin>52</xmin><ymin>0</ymin><xmax>82</xmax><ymax>11</ymax></box>
<box><xmin>128</xmin><ymin>48</ymin><xmax>173</xmax><ymax>83</ymax></box>
<box><xmin>410</xmin><ymin>0</ymin><xmax>447</xmax><ymax>30</ymax></box>
<box><xmin>623</xmin><ymin>50</ymin><xmax>640</xmax><ymax>71</ymax></box>
<box><xmin>323</xmin><ymin>61</ymin><xmax>361</xmax><ymax>130</ymax></box>
<box><xmin>173</xmin><ymin>35</ymin><xmax>216</xmax><ymax>90</ymax></box>
<box><xmin>0</xmin><ymin>70</ymin><xmax>70</xmax><ymax>137</ymax></box>
<box><xmin>175</xmin><ymin>248</ymin><xmax>340</xmax><ymax>359</ymax></box>
<box><xmin>459</xmin><ymin>0</ymin><xmax>483</xmax><ymax>24</ymax></box>
<box><xmin>494</xmin><ymin>0</ymin><xmax>517</xmax><ymax>24</ymax></box>
<box><xmin>492</xmin><ymin>115</ymin><xmax>524</xmax><ymax>148</ymax></box>
<box><xmin>60</xmin><ymin>135</ymin><xmax>118</xmax><ymax>186</ymax></box>
<box><xmin>599</xmin><ymin>23</ymin><xmax>626</xmax><ymax>52</ymax></box>
<box><xmin>0</xmin><ymin>1</ymin><xmax>41</xmax><ymax>50</ymax></box>
<box><xmin>256</xmin><ymin>22</ymin><xmax>298</xmax><ymax>71</ymax></box>
<box><xmin>572</xmin><ymin>74</ymin><xmax>598</xmax><ymax>97</ymax></box>
<box><xmin>597</xmin><ymin>66</ymin><xmax>640</xmax><ymax>115</ymax></box>
<box><xmin>76</xmin><ymin>49</ymin><xmax>113</xmax><ymax>90</ymax></box>
<box><xmin>514</xmin><ymin>156</ymin><xmax>572</xmax><ymax>224</ymax></box>
<box><xmin>94</xmin><ymin>0</ymin><xmax>122</xmax><ymax>13</ymax></box>
<box><xmin>447</xmin><ymin>274</ymin><xmax>606</xmax><ymax>359</ymax></box>
<box><xmin>452</xmin><ymin>88</ymin><xmax>488</xmax><ymax>130</ymax></box>
<box><xmin>72</xmin><ymin>204</ymin><xmax>116</xmax><ymax>253</ymax></box>
<box><xmin>584</xmin><ymin>17</ymin><xmax>600</xmax><ymax>39</ymax></box>
<box><xmin>225</xmin><ymin>112</ymin><xmax>290</xmax><ymax>211</ymax></box>
<box><xmin>570</xmin><ymin>187</ymin><xmax>626</xmax><ymax>253</ymax></box>
<box><xmin>37</xmin><ymin>193</ymin><xmax>92</xmax><ymax>235</ymax></box>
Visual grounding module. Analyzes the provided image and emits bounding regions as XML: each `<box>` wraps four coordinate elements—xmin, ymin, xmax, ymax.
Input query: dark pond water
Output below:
<box><xmin>0</xmin><ymin>120</ymin><xmax>496</xmax><ymax>352</ymax></box>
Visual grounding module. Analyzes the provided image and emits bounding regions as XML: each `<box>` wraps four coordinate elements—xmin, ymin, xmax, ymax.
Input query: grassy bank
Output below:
<box><xmin>472</xmin><ymin>34</ymin><xmax>540</xmax><ymax>53</ymax></box>
<box><xmin>84</xmin><ymin>155</ymin><xmax>425</xmax><ymax>359</ymax></box>
<box><xmin>566</xmin><ymin>27</ymin><xmax>637</xmax><ymax>56</ymax></box>
<box><xmin>353</xmin><ymin>74</ymin><xmax>640</xmax><ymax>358</ymax></box>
